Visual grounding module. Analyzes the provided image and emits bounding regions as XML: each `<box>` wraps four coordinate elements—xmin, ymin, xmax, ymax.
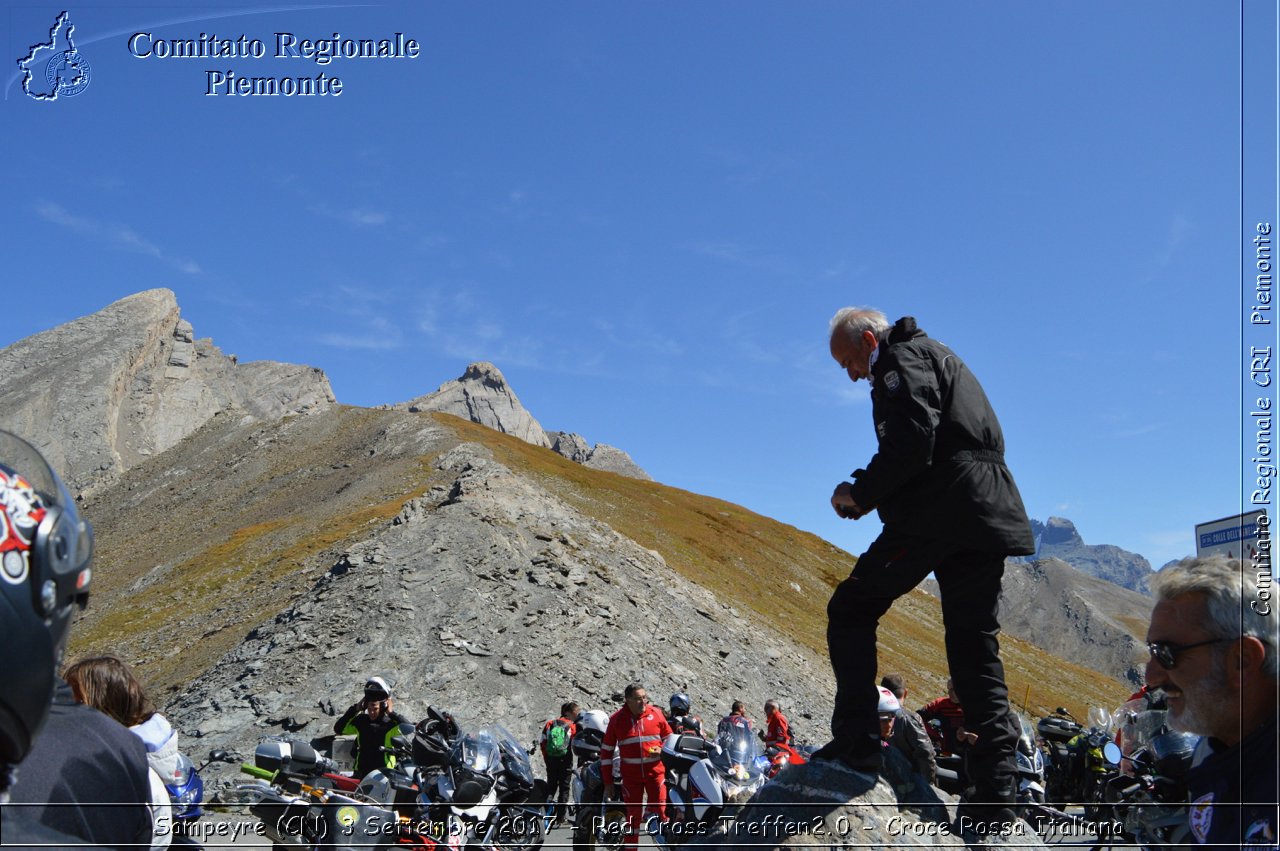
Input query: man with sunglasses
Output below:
<box><xmin>1145</xmin><ymin>555</ymin><xmax>1277</xmax><ymax>847</ymax></box>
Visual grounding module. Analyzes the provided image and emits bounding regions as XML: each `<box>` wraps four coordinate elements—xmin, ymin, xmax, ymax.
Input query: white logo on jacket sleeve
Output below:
<box><xmin>883</xmin><ymin>371</ymin><xmax>900</xmax><ymax>392</ymax></box>
<box><xmin>1189</xmin><ymin>793</ymin><xmax>1213</xmax><ymax>843</ymax></box>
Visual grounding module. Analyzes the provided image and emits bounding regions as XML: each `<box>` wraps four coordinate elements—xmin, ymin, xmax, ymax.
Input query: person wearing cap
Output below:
<box><xmin>334</xmin><ymin>676</ymin><xmax>409</xmax><ymax>778</ymax></box>
<box><xmin>1</xmin><ymin>429</ymin><xmax>150</xmax><ymax>849</ymax></box>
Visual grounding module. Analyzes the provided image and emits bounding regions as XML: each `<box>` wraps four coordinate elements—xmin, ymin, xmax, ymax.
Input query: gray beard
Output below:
<box><xmin>1167</xmin><ymin>657</ymin><xmax>1230</xmax><ymax>737</ymax></box>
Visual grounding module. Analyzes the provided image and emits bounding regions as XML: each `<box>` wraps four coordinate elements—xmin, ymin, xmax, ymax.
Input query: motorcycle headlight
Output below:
<box><xmin>174</xmin><ymin>785</ymin><xmax>201</xmax><ymax>806</ymax></box>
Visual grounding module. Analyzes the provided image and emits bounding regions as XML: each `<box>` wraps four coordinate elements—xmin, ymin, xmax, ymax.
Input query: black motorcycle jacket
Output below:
<box><xmin>1184</xmin><ymin>718</ymin><xmax>1277</xmax><ymax>847</ymax></box>
<box><xmin>848</xmin><ymin>317</ymin><xmax>1035</xmax><ymax>554</ymax></box>
<box><xmin>335</xmin><ymin>703</ymin><xmax>409</xmax><ymax>778</ymax></box>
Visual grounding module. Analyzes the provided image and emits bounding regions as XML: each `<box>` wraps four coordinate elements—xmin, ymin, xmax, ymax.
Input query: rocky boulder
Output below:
<box><xmin>0</xmin><ymin>289</ymin><xmax>334</xmax><ymax>494</ymax></box>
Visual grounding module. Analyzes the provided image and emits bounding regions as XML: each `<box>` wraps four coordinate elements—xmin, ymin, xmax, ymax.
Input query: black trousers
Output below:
<box><xmin>545</xmin><ymin>755</ymin><xmax>573</xmax><ymax>820</ymax></box>
<box><xmin>826</xmin><ymin>529</ymin><xmax>1019</xmax><ymax>796</ymax></box>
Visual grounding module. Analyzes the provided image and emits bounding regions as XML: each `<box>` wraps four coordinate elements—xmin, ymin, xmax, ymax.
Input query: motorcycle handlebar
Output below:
<box><xmin>241</xmin><ymin>764</ymin><xmax>277</xmax><ymax>781</ymax></box>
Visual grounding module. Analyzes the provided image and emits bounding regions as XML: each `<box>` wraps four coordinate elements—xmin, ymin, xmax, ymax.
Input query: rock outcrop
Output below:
<box><xmin>0</xmin><ymin>289</ymin><xmax>334</xmax><ymax>494</ymax></box>
<box><xmin>394</xmin><ymin>364</ymin><xmax>651</xmax><ymax>479</ymax></box>
<box><xmin>1029</xmin><ymin>517</ymin><xmax>1153</xmax><ymax>595</ymax></box>
<box><xmin>549</xmin><ymin>431</ymin><xmax>652</xmax><ymax>480</ymax></box>
<box><xmin>395</xmin><ymin>362</ymin><xmax>551</xmax><ymax>448</ymax></box>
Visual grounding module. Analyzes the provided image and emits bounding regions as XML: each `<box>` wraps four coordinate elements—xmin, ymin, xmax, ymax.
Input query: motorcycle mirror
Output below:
<box><xmin>1102</xmin><ymin>741</ymin><xmax>1123</xmax><ymax>766</ymax></box>
<box><xmin>209</xmin><ymin>749</ymin><xmax>229</xmax><ymax>762</ymax></box>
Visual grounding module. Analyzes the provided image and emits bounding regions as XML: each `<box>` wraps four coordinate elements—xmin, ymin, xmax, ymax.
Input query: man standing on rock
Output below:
<box><xmin>599</xmin><ymin>684</ymin><xmax>672</xmax><ymax>849</ymax></box>
<box><xmin>820</xmin><ymin>308</ymin><xmax>1034</xmax><ymax>834</ymax></box>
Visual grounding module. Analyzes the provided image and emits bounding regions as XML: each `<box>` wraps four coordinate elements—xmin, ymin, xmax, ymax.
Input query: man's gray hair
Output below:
<box><xmin>764</xmin><ymin>699</ymin><xmax>779</xmax><ymax>713</ymax></box>
<box><xmin>829</xmin><ymin>307</ymin><xmax>890</xmax><ymax>344</ymax></box>
<box><xmin>1151</xmin><ymin>555</ymin><xmax>1278</xmax><ymax>678</ymax></box>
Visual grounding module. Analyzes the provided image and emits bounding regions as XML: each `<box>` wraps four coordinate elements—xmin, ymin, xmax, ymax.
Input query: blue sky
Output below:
<box><xmin>3</xmin><ymin>1</ymin><xmax>1276</xmax><ymax>570</ymax></box>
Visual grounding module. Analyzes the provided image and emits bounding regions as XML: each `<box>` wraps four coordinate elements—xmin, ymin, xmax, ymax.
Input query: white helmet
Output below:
<box><xmin>877</xmin><ymin>686</ymin><xmax>901</xmax><ymax>715</ymax></box>
<box><xmin>577</xmin><ymin>709</ymin><xmax>608</xmax><ymax>734</ymax></box>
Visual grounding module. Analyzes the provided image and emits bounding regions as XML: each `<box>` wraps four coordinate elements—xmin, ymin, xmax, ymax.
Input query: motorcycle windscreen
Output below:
<box><xmin>451</xmin><ymin>730</ymin><xmax>501</xmax><ymax>774</ymax></box>
<box><xmin>709</xmin><ymin>725</ymin><xmax>765</xmax><ymax>783</ymax></box>
<box><xmin>492</xmin><ymin>723</ymin><xmax>536</xmax><ymax>788</ymax></box>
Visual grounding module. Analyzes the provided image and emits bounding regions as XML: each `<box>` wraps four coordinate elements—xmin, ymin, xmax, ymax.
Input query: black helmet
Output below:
<box><xmin>0</xmin><ymin>430</ymin><xmax>93</xmax><ymax>770</ymax></box>
<box><xmin>670</xmin><ymin>693</ymin><xmax>691</xmax><ymax>715</ymax></box>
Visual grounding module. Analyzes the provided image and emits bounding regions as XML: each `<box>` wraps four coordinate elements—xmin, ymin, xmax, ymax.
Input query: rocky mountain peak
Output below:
<box><xmin>0</xmin><ymin>289</ymin><xmax>334</xmax><ymax>494</ymax></box>
<box><xmin>461</xmin><ymin>360</ymin><xmax>509</xmax><ymax>389</ymax></box>
<box><xmin>1041</xmin><ymin>516</ymin><xmax>1084</xmax><ymax>546</ymax></box>
<box><xmin>1028</xmin><ymin>516</ymin><xmax>1152</xmax><ymax>595</ymax></box>
<box><xmin>395</xmin><ymin>361</ymin><xmax>551</xmax><ymax>448</ymax></box>
<box><xmin>397</xmin><ymin>363</ymin><xmax>651</xmax><ymax>479</ymax></box>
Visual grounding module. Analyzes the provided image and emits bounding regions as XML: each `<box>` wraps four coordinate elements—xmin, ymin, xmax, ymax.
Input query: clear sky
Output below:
<box><xmin>3</xmin><ymin>1</ymin><xmax>1276</xmax><ymax>571</ymax></box>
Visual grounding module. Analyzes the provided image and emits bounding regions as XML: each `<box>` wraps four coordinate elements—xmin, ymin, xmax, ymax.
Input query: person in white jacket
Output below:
<box><xmin>64</xmin><ymin>653</ymin><xmax>178</xmax><ymax>850</ymax></box>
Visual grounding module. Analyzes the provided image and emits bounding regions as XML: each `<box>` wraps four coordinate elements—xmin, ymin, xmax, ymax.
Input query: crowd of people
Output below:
<box><xmin>1</xmin><ymin>306</ymin><xmax>1275</xmax><ymax>850</ymax></box>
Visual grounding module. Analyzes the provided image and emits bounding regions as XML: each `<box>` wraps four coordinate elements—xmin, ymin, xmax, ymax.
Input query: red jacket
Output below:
<box><xmin>600</xmin><ymin>705</ymin><xmax>672</xmax><ymax>785</ymax></box>
<box><xmin>919</xmin><ymin>697</ymin><xmax>966</xmax><ymax>755</ymax></box>
<box><xmin>764</xmin><ymin>712</ymin><xmax>791</xmax><ymax>746</ymax></box>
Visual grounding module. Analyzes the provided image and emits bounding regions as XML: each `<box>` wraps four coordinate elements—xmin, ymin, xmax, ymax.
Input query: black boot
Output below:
<box><xmin>812</xmin><ymin>735</ymin><xmax>883</xmax><ymax>772</ymax></box>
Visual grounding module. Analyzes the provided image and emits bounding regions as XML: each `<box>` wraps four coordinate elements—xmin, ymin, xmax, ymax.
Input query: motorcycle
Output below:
<box><xmin>567</xmin><ymin>757</ymin><xmax>625</xmax><ymax>851</ymax></box>
<box><xmin>168</xmin><ymin>749</ymin><xmax>241</xmax><ymax>846</ymax></box>
<box><xmin>924</xmin><ymin>719</ymin><xmax>966</xmax><ymax>796</ymax></box>
<box><xmin>565</xmin><ymin>713</ymin><xmax>624</xmax><ymax>851</ymax></box>
<box><xmin>1098</xmin><ymin>702</ymin><xmax>1197</xmax><ymax>850</ymax></box>
<box><xmin>762</xmin><ymin>739</ymin><xmax>813</xmax><ymax>779</ymax></box>
<box><xmin>651</xmin><ymin>725</ymin><xmax>770</xmax><ymax>848</ymax></box>
<box><xmin>419</xmin><ymin>724</ymin><xmax>548</xmax><ymax>850</ymax></box>
<box><xmin>219</xmin><ymin>739</ymin><xmax>446</xmax><ymax>851</ymax></box>
<box><xmin>1037</xmin><ymin>707</ymin><xmax>1083</xmax><ymax>806</ymax></box>
<box><xmin>1013</xmin><ymin>714</ymin><xmax>1047</xmax><ymax>811</ymax></box>
<box><xmin>1064</xmin><ymin>706</ymin><xmax>1117</xmax><ymax>822</ymax></box>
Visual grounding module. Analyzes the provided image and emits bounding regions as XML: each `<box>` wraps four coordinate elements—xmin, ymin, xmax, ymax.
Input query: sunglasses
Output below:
<box><xmin>1147</xmin><ymin>637</ymin><xmax>1235</xmax><ymax>669</ymax></box>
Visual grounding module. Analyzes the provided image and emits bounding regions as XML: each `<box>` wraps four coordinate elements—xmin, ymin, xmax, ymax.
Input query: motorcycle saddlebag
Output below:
<box><xmin>660</xmin><ymin>734</ymin><xmax>711</xmax><ymax>774</ymax></box>
<box><xmin>255</xmin><ymin>739</ymin><xmax>323</xmax><ymax>775</ymax></box>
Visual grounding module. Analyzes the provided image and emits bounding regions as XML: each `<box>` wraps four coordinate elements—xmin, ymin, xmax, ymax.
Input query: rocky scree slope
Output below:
<box><xmin>997</xmin><ymin>558</ymin><xmax>1151</xmax><ymax>686</ymax></box>
<box><xmin>0</xmin><ymin>288</ymin><xmax>333</xmax><ymax>495</ymax></box>
<box><xmin>164</xmin><ymin>435</ymin><xmax>836</xmax><ymax>767</ymax></box>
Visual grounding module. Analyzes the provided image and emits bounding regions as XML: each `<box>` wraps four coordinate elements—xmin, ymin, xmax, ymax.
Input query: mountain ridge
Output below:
<box><xmin>1</xmin><ymin>291</ymin><xmax>1137</xmax><ymax>769</ymax></box>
